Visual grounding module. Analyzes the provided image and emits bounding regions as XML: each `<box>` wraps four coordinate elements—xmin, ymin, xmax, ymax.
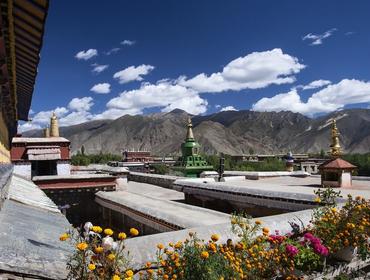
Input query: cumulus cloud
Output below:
<box><xmin>104</xmin><ymin>81</ymin><xmax>208</xmax><ymax>116</ymax></box>
<box><xmin>91</xmin><ymin>63</ymin><xmax>109</xmax><ymax>73</ymax></box>
<box><xmin>113</xmin><ymin>65</ymin><xmax>155</xmax><ymax>84</ymax></box>
<box><xmin>296</xmin><ymin>79</ymin><xmax>332</xmax><ymax>90</ymax></box>
<box><xmin>75</xmin><ymin>49</ymin><xmax>98</xmax><ymax>60</ymax></box>
<box><xmin>90</xmin><ymin>83</ymin><xmax>111</xmax><ymax>94</ymax></box>
<box><xmin>252</xmin><ymin>79</ymin><xmax>370</xmax><ymax>116</ymax></box>
<box><xmin>121</xmin><ymin>40</ymin><xmax>135</xmax><ymax>46</ymax></box>
<box><xmin>68</xmin><ymin>97</ymin><xmax>94</xmax><ymax>111</ymax></box>
<box><xmin>220</xmin><ymin>106</ymin><xmax>238</xmax><ymax>112</ymax></box>
<box><xmin>302</xmin><ymin>28</ymin><xmax>337</xmax><ymax>45</ymax></box>
<box><xmin>178</xmin><ymin>49</ymin><xmax>305</xmax><ymax>93</ymax></box>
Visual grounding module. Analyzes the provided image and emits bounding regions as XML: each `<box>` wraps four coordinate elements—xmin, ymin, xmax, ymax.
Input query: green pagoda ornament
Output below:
<box><xmin>172</xmin><ymin>117</ymin><xmax>213</xmax><ymax>177</ymax></box>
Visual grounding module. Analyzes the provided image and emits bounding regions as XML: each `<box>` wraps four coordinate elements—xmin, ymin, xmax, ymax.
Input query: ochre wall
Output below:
<box><xmin>0</xmin><ymin>112</ymin><xmax>10</xmax><ymax>163</ymax></box>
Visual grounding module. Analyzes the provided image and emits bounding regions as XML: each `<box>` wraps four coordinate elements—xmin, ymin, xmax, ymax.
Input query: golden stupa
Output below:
<box><xmin>329</xmin><ymin>119</ymin><xmax>341</xmax><ymax>157</ymax></box>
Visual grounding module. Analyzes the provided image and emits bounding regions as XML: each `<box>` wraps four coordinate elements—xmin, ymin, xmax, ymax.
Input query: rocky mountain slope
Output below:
<box><xmin>24</xmin><ymin>109</ymin><xmax>370</xmax><ymax>155</ymax></box>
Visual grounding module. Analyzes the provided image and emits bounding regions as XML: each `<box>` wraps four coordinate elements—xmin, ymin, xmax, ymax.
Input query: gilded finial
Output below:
<box><xmin>186</xmin><ymin>117</ymin><xmax>194</xmax><ymax>140</ymax></box>
<box><xmin>50</xmin><ymin>112</ymin><xmax>59</xmax><ymax>137</ymax></box>
<box><xmin>330</xmin><ymin>119</ymin><xmax>341</xmax><ymax>157</ymax></box>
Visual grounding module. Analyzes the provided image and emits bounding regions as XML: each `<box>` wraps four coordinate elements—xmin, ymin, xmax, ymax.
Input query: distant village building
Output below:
<box><xmin>122</xmin><ymin>150</ymin><xmax>153</xmax><ymax>163</ymax></box>
<box><xmin>172</xmin><ymin>118</ymin><xmax>213</xmax><ymax>177</ymax></box>
<box><xmin>11</xmin><ymin>113</ymin><xmax>71</xmax><ymax>179</ymax></box>
<box><xmin>319</xmin><ymin>119</ymin><xmax>357</xmax><ymax>188</ymax></box>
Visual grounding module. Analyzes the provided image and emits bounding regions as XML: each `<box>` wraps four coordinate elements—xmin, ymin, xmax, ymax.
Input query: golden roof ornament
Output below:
<box><xmin>50</xmin><ymin>112</ymin><xmax>59</xmax><ymax>137</ymax></box>
<box><xmin>186</xmin><ymin>117</ymin><xmax>194</xmax><ymax>140</ymax></box>
<box><xmin>330</xmin><ymin>119</ymin><xmax>341</xmax><ymax>157</ymax></box>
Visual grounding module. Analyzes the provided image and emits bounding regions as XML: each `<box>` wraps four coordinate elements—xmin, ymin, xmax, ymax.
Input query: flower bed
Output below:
<box><xmin>60</xmin><ymin>189</ymin><xmax>369</xmax><ymax>279</ymax></box>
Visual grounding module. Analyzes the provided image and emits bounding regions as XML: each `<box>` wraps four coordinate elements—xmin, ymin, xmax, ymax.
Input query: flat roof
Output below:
<box><xmin>176</xmin><ymin>175</ymin><xmax>370</xmax><ymax>200</ymax></box>
<box><xmin>0</xmin><ymin>173</ymin><xmax>72</xmax><ymax>279</ymax></box>
<box><xmin>33</xmin><ymin>173</ymin><xmax>115</xmax><ymax>181</ymax></box>
<box><xmin>12</xmin><ymin>137</ymin><xmax>70</xmax><ymax>143</ymax></box>
<box><xmin>96</xmin><ymin>182</ymin><xmax>229</xmax><ymax>229</ymax></box>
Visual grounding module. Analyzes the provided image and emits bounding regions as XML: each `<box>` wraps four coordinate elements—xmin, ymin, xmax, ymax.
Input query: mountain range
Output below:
<box><xmin>23</xmin><ymin>108</ymin><xmax>370</xmax><ymax>156</ymax></box>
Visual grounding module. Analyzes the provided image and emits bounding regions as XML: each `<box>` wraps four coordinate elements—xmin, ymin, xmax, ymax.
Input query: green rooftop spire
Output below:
<box><xmin>172</xmin><ymin>117</ymin><xmax>213</xmax><ymax>177</ymax></box>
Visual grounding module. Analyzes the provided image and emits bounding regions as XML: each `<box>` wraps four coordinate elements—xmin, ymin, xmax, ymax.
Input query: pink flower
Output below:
<box><xmin>286</xmin><ymin>244</ymin><xmax>299</xmax><ymax>257</ymax></box>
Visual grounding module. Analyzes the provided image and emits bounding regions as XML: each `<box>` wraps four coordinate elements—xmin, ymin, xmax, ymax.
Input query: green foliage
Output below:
<box><xmin>152</xmin><ymin>164</ymin><xmax>169</xmax><ymax>175</ymax></box>
<box><xmin>204</xmin><ymin>154</ymin><xmax>286</xmax><ymax>172</ymax></box>
<box><xmin>71</xmin><ymin>153</ymin><xmax>121</xmax><ymax>166</ymax></box>
<box><xmin>294</xmin><ymin>246</ymin><xmax>323</xmax><ymax>272</ymax></box>
<box><xmin>342</xmin><ymin>153</ymin><xmax>370</xmax><ymax>176</ymax></box>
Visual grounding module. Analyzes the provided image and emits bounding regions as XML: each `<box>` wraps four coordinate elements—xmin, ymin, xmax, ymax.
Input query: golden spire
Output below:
<box><xmin>330</xmin><ymin>119</ymin><xmax>341</xmax><ymax>157</ymax></box>
<box><xmin>50</xmin><ymin>112</ymin><xmax>59</xmax><ymax>137</ymax></box>
<box><xmin>186</xmin><ymin>117</ymin><xmax>194</xmax><ymax>140</ymax></box>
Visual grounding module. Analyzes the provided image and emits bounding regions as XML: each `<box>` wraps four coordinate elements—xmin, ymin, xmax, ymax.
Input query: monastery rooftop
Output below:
<box><xmin>12</xmin><ymin>137</ymin><xmax>70</xmax><ymax>143</ymax></box>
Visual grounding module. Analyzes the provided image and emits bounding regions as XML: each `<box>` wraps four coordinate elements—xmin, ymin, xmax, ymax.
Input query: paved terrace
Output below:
<box><xmin>96</xmin><ymin>181</ymin><xmax>230</xmax><ymax>231</ymax></box>
<box><xmin>174</xmin><ymin>175</ymin><xmax>370</xmax><ymax>211</ymax></box>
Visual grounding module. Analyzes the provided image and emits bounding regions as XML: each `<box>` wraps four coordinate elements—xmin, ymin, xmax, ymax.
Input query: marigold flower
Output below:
<box><xmin>174</xmin><ymin>241</ymin><xmax>183</xmax><ymax>249</ymax></box>
<box><xmin>92</xmin><ymin>226</ymin><xmax>103</xmax><ymax>233</ymax></box>
<box><xmin>88</xmin><ymin>263</ymin><xmax>96</xmax><ymax>271</ymax></box>
<box><xmin>157</xmin><ymin>243</ymin><xmax>164</xmax><ymax>250</ymax></box>
<box><xmin>112</xmin><ymin>275</ymin><xmax>120</xmax><ymax>280</ymax></box>
<box><xmin>125</xmin><ymin>270</ymin><xmax>134</xmax><ymax>277</ymax></box>
<box><xmin>129</xmin><ymin>228</ymin><xmax>139</xmax><ymax>236</ymax></box>
<box><xmin>201</xmin><ymin>251</ymin><xmax>209</xmax><ymax>259</ymax></box>
<box><xmin>118</xmin><ymin>232</ymin><xmax>127</xmax><ymax>240</ymax></box>
<box><xmin>107</xmin><ymin>253</ymin><xmax>116</xmax><ymax>261</ymax></box>
<box><xmin>59</xmin><ymin>233</ymin><xmax>69</xmax><ymax>241</ymax></box>
<box><xmin>314</xmin><ymin>197</ymin><xmax>321</xmax><ymax>203</ymax></box>
<box><xmin>255</xmin><ymin>220</ymin><xmax>262</xmax><ymax>225</ymax></box>
<box><xmin>76</xmin><ymin>242</ymin><xmax>88</xmax><ymax>251</ymax></box>
<box><xmin>262</xmin><ymin>227</ymin><xmax>270</xmax><ymax>233</ymax></box>
<box><xmin>104</xmin><ymin>228</ymin><xmax>113</xmax><ymax>236</ymax></box>
<box><xmin>94</xmin><ymin>246</ymin><xmax>104</xmax><ymax>254</ymax></box>
<box><xmin>145</xmin><ymin>261</ymin><xmax>151</xmax><ymax>268</ymax></box>
<box><xmin>211</xmin><ymin>234</ymin><xmax>220</xmax><ymax>242</ymax></box>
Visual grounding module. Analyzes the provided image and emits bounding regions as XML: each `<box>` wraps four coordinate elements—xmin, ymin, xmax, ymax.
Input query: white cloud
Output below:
<box><xmin>105</xmin><ymin>47</ymin><xmax>120</xmax><ymax>55</ymax></box>
<box><xmin>75</xmin><ymin>49</ymin><xmax>98</xmax><ymax>60</ymax></box>
<box><xmin>68</xmin><ymin>97</ymin><xmax>94</xmax><ymax>112</ymax></box>
<box><xmin>113</xmin><ymin>65</ymin><xmax>155</xmax><ymax>84</ymax></box>
<box><xmin>91</xmin><ymin>63</ymin><xmax>109</xmax><ymax>73</ymax></box>
<box><xmin>296</xmin><ymin>79</ymin><xmax>332</xmax><ymax>90</ymax></box>
<box><xmin>215</xmin><ymin>105</ymin><xmax>221</xmax><ymax>109</ymax></box>
<box><xmin>302</xmin><ymin>28</ymin><xmax>337</xmax><ymax>45</ymax></box>
<box><xmin>59</xmin><ymin>111</ymin><xmax>93</xmax><ymax>127</ymax></box>
<box><xmin>178</xmin><ymin>49</ymin><xmax>305</xmax><ymax>93</ymax></box>
<box><xmin>121</xmin><ymin>40</ymin><xmax>135</xmax><ymax>46</ymax></box>
<box><xmin>90</xmin><ymin>83</ymin><xmax>111</xmax><ymax>94</ymax></box>
<box><xmin>104</xmin><ymin>81</ymin><xmax>208</xmax><ymax>116</ymax></box>
<box><xmin>252</xmin><ymin>79</ymin><xmax>370</xmax><ymax>116</ymax></box>
<box><xmin>220</xmin><ymin>106</ymin><xmax>238</xmax><ymax>112</ymax></box>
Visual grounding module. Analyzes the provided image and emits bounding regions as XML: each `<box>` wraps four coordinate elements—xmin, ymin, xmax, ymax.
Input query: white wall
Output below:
<box><xmin>13</xmin><ymin>163</ymin><xmax>31</xmax><ymax>179</ymax></box>
<box><xmin>341</xmin><ymin>172</ymin><xmax>352</xmax><ymax>188</ymax></box>
<box><xmin>57</xmin><ymin>163</ymin><xmax>71</xmax><ymax>175</ymax></box>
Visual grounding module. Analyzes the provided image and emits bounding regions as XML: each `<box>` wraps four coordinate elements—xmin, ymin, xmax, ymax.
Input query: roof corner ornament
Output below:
<box><xmin>330</xmin><ymin>119</ymin><xmax>341</xmax><ymax>158</ymax></box>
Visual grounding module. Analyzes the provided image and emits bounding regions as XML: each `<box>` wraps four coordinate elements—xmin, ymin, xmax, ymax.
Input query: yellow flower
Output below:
<box><xmin>201</xmin><ymin>251</ymin><xmax>209</xmax><ymax>259</ymax></box>
<box><xmin>59</xmin><ymin>233</ymin><xmax>69</xmax><ymax>241</ymax></box>
<box><xmin>125</xmin><ymin>270</ymin><xmax>134</xmax><ymax>277</ymax></box>
<box><xmin>104</xmin><ymin>228</ymin><xmax>113</xmax><ymax>236</ymax></box>
<box><xmin>118</xmin><ymin>232</ymin><xmax>127</xmax><ymax>240</ymax></box>
<box><xmin>94</xmin><ymin>246</ymin><xmax>104</xmax><ymax>254</ymax></box>
<box><xmin>88</xmin><ymin>263</ymin><xmax>96</xmax><ymax>271</ymax></box>
<box><xmin>76</xmin><ymin>242</ymin><xmax>88</xmax><ymax>251</ymax></box>
<box><xmin>174</xmin><ymin>241</ymin><xmax>183</xmax><ymax>249</ymax></box>
<box><xmin>262</xmin><ymin>227</ymin><xmax>270</xmax><ymax>233</ymax></box>
<box><xmin>107</xmin><ymin>253</ymin><xmax>116</xmax><ymax>261</ymax></box>
<box><xmin>157</xmin><ymin>243</ymin><xmax>164</xmax><ymax>250</ymax></box>
<box><xmin>355</xmin><ymin>195</ymin><xmax>363</xmax><ymax>200</ymax></box>
<box><xmin>129</xmin><ymin>228</ymin><xmax>139</xmax><ymax>236</ymax></box>
<box><xmin>92</xmin><ymin>226</ymin><xmax>103</xmax><ymax>233</ymax></box>
<box><xmin>314</xmin><ymin>197</ymin><xmax>321</xmax><ymax>203</ymax></box>
<box><xmin>112</xmin><ymin>275</ymin><xmax>120</xmax><ymax>280</ymax></box>
<box><xmin>211</xmin><ymin>234</ymin><xmax>220</xmax><ymax>242</ymax></box>
<box><xmin>255</xmin><ymin>220</ymin><xmax>262</xmax><ymax>225</ymax></box>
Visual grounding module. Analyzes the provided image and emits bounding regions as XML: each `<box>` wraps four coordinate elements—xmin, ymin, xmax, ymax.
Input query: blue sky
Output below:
<box><xmin>21</xmin><ymin>0</ymin><xmax>370</xmax><ymax>131</ymax></box>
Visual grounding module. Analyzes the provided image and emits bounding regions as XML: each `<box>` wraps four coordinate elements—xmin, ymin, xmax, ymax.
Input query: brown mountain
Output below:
<box><xmin>23</xmin><ymin>108</ymin><xmax>370</xmax><ymax>156</ymax></box>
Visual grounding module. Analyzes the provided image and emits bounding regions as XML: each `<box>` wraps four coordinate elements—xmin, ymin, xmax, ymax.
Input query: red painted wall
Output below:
<box><xmin>11</xmin><ymin>141</ymin><xmax>71</xmax><ymax>161</ymax></box>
